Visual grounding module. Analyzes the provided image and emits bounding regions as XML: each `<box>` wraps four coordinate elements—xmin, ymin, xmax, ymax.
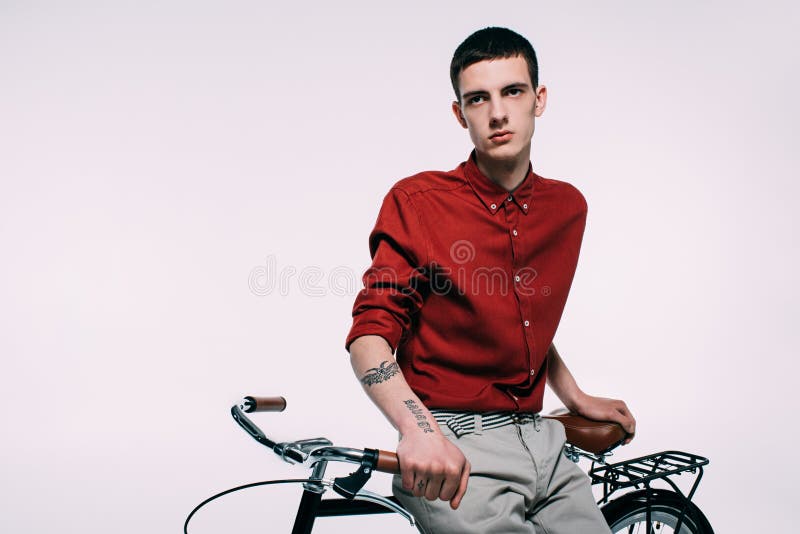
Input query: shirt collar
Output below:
<box><xmin>463</xmin><ymin>151</ymin><xmax>534</xmax><ymax>215</ymax></box>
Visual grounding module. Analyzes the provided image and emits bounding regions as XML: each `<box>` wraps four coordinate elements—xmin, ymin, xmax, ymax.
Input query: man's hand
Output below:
<box><xmin>397</xmin><ymin>428</ymin><xmax>470</xmax><ymax>509</ymax></box>
<box><xmin>574</xmin><ymin>394</ymin><xmax>637</xmax><ymax>444</ymax></box>
<box><xmin>545</xmin><ymin>344</ymin><xmax>636</xmax><ymax>445</ymax></box>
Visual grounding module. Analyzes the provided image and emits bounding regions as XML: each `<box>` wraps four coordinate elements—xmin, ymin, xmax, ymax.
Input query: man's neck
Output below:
<box><xmin>474</xmin><ymin>150</ymin><xmax>531</xmax><ymax>192</ymax></box>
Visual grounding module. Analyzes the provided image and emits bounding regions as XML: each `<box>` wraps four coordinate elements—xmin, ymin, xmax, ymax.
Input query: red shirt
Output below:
<box><xmin>346</xmin><ymin>153</ymin><xmax>587</xmax><ymax>413</ymax></box>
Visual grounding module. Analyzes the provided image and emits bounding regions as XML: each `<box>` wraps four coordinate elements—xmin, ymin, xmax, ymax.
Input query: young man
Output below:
<box><xmin>346</xmin><ymin>27</ymin><xmax>635</xmax><ymax>533</ymax></box>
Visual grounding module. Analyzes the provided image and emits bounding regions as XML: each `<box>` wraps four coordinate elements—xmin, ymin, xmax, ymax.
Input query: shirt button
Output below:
<box><xmin>523</xmin><ymin>203</ymin><xmax>528</xmax><ymax>210</ymax></box>
<box><xmin>512</xmin><ymin>229</ymin><xmax>518</xmax><ymax>236</ymax></box>
<box><xmin>490</xmin><ymin>203</ymin><xmax>497</xmax><ymax>210</ymax></box>
<box><xmin>523</xmin><ymin>320</ymin><xmax>530</xmax><ymax>327</ymax></box>
<box><xmin>507</xmin><ymin>195</ymin><xmax>513</xmax><ymax>202</ymax></box>
<box><xmin>530</xmin><ymin>368</ymin><xmax>535</xmax><ymax>376</ymax></box>
<box><xmin>515</xmin><ymin>275</ymin><xmax>521</xmax><ymax>282</ymax></box>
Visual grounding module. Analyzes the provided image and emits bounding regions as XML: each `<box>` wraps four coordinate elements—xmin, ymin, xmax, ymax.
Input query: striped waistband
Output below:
<box><xmin>431</xmin><ymin>410</ymin><xmax>540</xmax><ymax>438</ymax></box>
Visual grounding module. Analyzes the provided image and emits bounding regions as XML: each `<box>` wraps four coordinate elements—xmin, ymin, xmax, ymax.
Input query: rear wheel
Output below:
<box><xmin>601</xmin><ymin>489</ymin><xmax>713</xmax><ymax>534</ymax></box>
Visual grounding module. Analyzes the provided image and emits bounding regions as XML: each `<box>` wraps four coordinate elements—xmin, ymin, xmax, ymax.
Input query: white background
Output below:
<box><xmin>1</xmin><ymin>1</ymin><xmax>797</xmax><ymax>532</ymax></box>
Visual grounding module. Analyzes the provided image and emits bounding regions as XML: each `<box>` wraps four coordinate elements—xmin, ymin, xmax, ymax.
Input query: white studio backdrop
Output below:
<box><xmin>1</xmin><ymin>1</ymin><xmax>797</xmax><ymax>532</ymax></box>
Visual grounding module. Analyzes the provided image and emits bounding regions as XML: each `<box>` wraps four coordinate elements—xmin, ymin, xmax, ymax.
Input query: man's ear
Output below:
<box><xmin>534</xmin><ymin>85</ymin><xmax>547</xmax><ymax>118</ymax></box>
<box><xmin>452</xmin><ymin>101</ymin><xmax>468</xmax><ymax>129</ymax></box>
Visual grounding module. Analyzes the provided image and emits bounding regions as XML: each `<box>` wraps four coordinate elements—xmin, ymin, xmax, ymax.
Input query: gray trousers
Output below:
<box><xmin>392</xmin><ymin>415</ymin><xmax>611</xmax><ymax>534</ymax></box>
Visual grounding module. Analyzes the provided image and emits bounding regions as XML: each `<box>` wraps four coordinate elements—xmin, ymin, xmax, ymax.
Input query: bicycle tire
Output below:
<box><xmin>601</xmin><ymin>489</ymin><xmax>714</xmax><ymax>534</ymax></box>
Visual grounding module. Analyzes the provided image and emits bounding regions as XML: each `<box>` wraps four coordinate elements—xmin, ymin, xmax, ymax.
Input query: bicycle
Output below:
<box><xmin>185</xmin><ymin>396</ymin><xmax>714</xmax><ymax>533</ymax></box>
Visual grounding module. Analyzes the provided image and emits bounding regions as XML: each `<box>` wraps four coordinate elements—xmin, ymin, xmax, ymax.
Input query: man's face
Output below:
<box><xmin>452</xmin><ymin>55</ymin><xmax>546</xmax><ymax>165</ymax></box>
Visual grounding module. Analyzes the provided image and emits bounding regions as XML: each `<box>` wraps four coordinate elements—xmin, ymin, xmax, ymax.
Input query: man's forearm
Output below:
<box><xmin>546</xmin><ymin>343</ymin><xmax>587</xmax><ymax>412</ymax></box>
<box><xmin>349</xmin><ymin>335</ymin><xmax>442</xmax><ymax>437</ymax></box>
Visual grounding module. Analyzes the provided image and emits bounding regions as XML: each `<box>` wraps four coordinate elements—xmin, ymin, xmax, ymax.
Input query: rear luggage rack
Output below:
<box><xmin>590</xmin><ymin>450</ymin><xmax>709</xmax><ymax>502</ymax></box>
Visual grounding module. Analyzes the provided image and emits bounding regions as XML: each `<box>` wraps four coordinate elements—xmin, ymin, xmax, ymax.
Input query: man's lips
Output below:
<box><xmin>490</xmin><ymin>130</ymin><xmax>513</xmax><ymax>143</ymax></box>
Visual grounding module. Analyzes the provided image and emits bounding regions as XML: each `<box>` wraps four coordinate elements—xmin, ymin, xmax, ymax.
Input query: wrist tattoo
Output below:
<box><xmin>403</xmin><ymin>399</ymin><xmax>434</xmax><ymax>434</ymax></box>
<box><xmin>359</xmin><ymin>360</ymin><xmax>400</xmax><ymax>387</ymax></box>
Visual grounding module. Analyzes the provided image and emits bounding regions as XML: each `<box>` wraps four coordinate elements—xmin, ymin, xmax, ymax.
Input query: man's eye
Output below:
<box><xmin>468</xmin><ymin>95</ymin><xmax>486</xmax><ymax>104</ymax></box>
<box><xmin>507</xmin><ymin>88</ymin><xmax>522</xmax><ymax>96</ymax></box>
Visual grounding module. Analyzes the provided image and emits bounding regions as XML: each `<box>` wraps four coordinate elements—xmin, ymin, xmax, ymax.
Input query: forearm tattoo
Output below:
<box><xmin>359</xmin><ymin>360</ymin><xmax>400</xmax><ymax>387</ymax></box>
<box><xmin>404</xmin><ymin>399</ymin><xmax>434</xmax><ymax>434</ymax></box>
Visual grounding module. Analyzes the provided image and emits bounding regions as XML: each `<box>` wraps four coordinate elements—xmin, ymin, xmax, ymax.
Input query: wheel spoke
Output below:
<box><xmin>610</xmin><ymin>505</ymin><xmax>700</xmax><ymax>533</ymax></box>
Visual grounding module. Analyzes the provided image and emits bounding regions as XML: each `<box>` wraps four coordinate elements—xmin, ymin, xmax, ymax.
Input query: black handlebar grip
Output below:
<box><xmin>242</xmin><ymin>396</ymin><xmax>287</xmax><ymax>413</ymax></box>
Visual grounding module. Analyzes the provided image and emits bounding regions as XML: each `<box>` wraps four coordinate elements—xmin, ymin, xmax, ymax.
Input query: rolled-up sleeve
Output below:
<box><xmin>345</xmin><ymin>187</ymin><xmax>429</xmax><ymax>352</ymax></box>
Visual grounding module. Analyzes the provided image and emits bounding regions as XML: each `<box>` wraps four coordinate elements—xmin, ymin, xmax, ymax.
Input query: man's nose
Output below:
<box><xmin>489</xmin><ymin>98</ymin><xmax>508</xmax><ymax>125</ymax></box>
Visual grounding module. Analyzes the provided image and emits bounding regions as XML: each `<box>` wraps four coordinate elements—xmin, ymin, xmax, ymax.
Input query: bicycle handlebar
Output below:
<box><xmin>232</xmin><ymin>396</ymin><xmax>400</xmax><ymax>475</ymax></box>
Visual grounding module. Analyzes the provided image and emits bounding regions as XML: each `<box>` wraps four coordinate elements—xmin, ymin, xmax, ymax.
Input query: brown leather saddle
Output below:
<box><xmin>542</xmin><ymin>413</ymin><xmax>628</xmax><ymax>454</ymax></box>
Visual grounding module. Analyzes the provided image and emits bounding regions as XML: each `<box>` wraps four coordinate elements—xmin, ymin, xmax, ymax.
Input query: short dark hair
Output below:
<box><xmin>450</xmin><ymin>27</ymin><xmax>539</xmax><ymax>102</ymax></box>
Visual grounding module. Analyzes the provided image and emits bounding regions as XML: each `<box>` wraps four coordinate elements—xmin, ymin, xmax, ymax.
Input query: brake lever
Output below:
<box><xmin>332</xmin><ymin>461</ymin><xmax>373</xmax><ymax>499</ymax></box>
<box><xmin>352</xmin><ymin>488</ymin><xmax>416</xmax><ymax>527</ymax></box>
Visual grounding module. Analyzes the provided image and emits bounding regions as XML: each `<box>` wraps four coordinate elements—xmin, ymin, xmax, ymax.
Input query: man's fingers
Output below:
<box><xmin>615</xmin><ymin>413</ymin><xmax>635</xmax><ymax>434</ymax></box>
<box><xmin>612</xmin><ymin>402</ymin><xmax>636</xmax><ymax>439</ymax></box>
<box><xmin>439</xmin><ymin>477</ymin><xmax>459</xmax><ymax>503</ymax></box>
<box><xmin>438</xmin><ymin>466</ymin><xmax>463</xmax><ymax>502</ymax></box>
<box><xmin>619</xmin><ymin>408</ymin><xmax>636</xmax><ymax>435</ymax></box>
<box><xmin>449</xmin><ymin>460</ymin><xmax>471</xmax><ymax>510</ymax></box>
<box><xmin>424</xmin><ymin>475</ymin><xmax>444</xmax><ymax>501</ymax></box>
<box><xmin>415</xmin><ymin>479</ymin><xmax>426</xmax><ymax>497</ymax></box>
<box><xmin>413</xmin><ymin>475</ymin><xmax>427</xmax><ymax>497</ymax></box>
<box><xmin>401</xmin><ymin>466</ymin><xmax>415</xmax><ymax>492</ymax></box>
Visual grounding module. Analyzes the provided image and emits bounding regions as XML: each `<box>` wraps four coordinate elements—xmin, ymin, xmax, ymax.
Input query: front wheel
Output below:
<box><xmin>601</xmin><ymin>489</ymin><xmax>713</xmax><ymax>534</ymax></box>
